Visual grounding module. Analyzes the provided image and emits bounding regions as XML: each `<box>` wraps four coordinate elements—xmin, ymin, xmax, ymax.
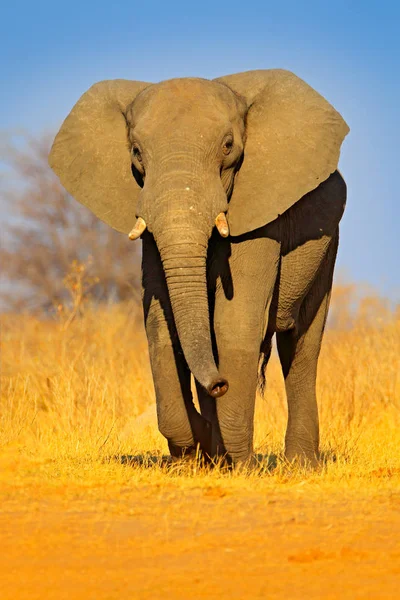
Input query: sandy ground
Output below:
<box><xmin>1</xmin><ymin>483</ymin><xmax>399</xmax><ymax>600</ymax></box>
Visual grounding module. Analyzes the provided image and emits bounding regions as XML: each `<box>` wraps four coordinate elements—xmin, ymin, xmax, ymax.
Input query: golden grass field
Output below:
<box><xmin>1</xmin><ymin>284</ymin><xmax>400</xmax><ymax>599</ymax></box>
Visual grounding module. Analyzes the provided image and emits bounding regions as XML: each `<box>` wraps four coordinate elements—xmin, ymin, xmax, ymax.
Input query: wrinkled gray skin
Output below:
<box><xmin>49</xmin><ymin>73</ymin><xmax>348</xmax><ymax>467</ymax></box>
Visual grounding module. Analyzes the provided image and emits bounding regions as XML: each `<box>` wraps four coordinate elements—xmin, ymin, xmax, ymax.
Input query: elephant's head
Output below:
<box><xmin>49</xmin><ymin>70</ymin><xmax>349</xmax><ymax>397</ymax></box>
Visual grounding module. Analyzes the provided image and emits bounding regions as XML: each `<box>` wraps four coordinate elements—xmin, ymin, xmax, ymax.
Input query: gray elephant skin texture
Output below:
<box><xmin>49</xmin><ymin>70</ymin><xmax>349</xmax><ymax>466</ymax></box>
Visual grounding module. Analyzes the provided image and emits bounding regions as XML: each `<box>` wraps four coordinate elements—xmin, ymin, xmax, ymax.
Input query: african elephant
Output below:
<box><xmin>49</xmin><ymin>70</ymin><xmax>349</xmax><ymax>466</ymax></box>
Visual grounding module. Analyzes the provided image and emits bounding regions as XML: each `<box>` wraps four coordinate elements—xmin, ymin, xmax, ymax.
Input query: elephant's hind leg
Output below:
<box><xmin>195</xmin><ymin>382</ymin><xmax>226</xmax><ymax>460</ymax></box>
<box><xmin>277</xmin><ymin>235</ymin><xmax>338</xmax><ymax>466</ymax></box>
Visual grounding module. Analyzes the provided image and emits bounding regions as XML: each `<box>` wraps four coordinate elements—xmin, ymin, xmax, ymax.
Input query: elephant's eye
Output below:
<box><xmin>222</xmin><ymin>136</ymin><xmax>234</xmax><ymax>156</ymax></box>
<box><xmin>132</xmin><ymin>145</ymin><xmax>143</xmax><ymax>164</ymax></box>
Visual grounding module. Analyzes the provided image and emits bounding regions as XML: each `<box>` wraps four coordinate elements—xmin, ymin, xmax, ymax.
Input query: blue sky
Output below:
<box><xmin>1</xmin><ymin>1</ymin><xmax>399</xmax><ymax>298</ymax></box>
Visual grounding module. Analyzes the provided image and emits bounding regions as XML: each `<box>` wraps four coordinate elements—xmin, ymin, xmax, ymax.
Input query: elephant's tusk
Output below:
<box><xmin>215</xmin><ymin>213</ymin><xmax>229</xmax><ymax>238</ymax></box>
<box><xmin>128</xmin><ymin>217</ymin><xmax>147</xmax><ymax>240</ymax></box>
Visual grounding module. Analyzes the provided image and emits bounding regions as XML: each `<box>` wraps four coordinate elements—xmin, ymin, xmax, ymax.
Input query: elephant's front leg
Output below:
<box><xmin>209</xmin><ymin>235</ymin><xmax>280</xmax><ymax>464</ymax></box>
<box><xmin>142</xmin><ymin>233</ymin><xmax>212</xmax><ymax>459</ymax></box>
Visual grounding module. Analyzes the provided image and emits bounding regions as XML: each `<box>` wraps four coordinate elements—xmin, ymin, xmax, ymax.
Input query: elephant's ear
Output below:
<box><xmin>49</xmin><ymin>79</ymin><xmax>150</xmax><ymax>234</ymax></box>
<box><xmin>215</xmin><ymin>70</ymin><xmax>349</xmax><ymax>236</ymax></box>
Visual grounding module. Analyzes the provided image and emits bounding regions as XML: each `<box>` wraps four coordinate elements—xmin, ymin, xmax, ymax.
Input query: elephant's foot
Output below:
<box><xmin>228</xmin><ymin>453</ymin><xmax>259</xmax><ymax>473</ymax></box>
<box><xmin>285</xmin><ymin>437</ymin><xmax>320</xmax><ymax>469</ymax></box>
<box><xmin>168</xmin><ymin>441</ymin><xmax>198</xmax><ymax>463</ymax></box>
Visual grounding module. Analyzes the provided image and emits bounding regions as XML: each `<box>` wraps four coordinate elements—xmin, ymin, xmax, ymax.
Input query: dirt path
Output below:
<box><xmin>1</xmin><ymin>486</ymin><xmax>399</xmax><ymax>599</ymax></box>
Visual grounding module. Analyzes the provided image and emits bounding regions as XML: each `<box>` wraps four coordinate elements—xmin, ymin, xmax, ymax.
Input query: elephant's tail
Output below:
<box><xmin>258</xmin><ymin>337</ymin><xmax>273</xmax><ymax>397</ymax></box>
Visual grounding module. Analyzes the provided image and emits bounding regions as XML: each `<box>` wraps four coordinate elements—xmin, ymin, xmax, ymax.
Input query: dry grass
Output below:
<box><xmin>1</xmin><ymin>284</ymin><xmax>399</xmax><ymax>494</ymax></box>
<box><xmin>1</xmin><ymin>284</ymin><xmax>400</xmax><ymax>600</ymax></box>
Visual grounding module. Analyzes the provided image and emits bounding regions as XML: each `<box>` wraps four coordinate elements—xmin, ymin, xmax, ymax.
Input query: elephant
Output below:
<box><xmin>49</xmin><ymin>69</ymin><xmax>349</xmax><ymax>467</ymax></box>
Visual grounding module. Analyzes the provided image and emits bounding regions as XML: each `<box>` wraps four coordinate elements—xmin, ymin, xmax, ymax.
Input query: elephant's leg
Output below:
<box><xmin>142</xmin><ymin>233</ymin><xmax>211</xmax><ymax>459</ymax></box>
<box><xmin>195</xmin><ymin>382</ymin><xmax>225</xmax><ymax>458</ymax></box>
<box><xmin>276</xmin><ymin>299</ymin><xmax>327</xmax><ymax>465</ymax></box>
<box><xmin>195</xmin><ymin>329</ymin><xmax>275</xmax><ymax>462</ymax></box>
<box><xmin>277</xmin><ymin>236</ymin><xmax>338</xmax><ymax>466</ymax></box>
<box><xmin>209</xmin><ymin>235</ymin><xmax>280</xmax><ymax>464</ymax></box>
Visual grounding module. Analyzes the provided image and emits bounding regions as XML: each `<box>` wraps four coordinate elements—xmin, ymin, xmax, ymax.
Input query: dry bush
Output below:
<box><xmin>1</xmin><ymin>135</ymin><xmax>141</xmax><ymax>313</ymax></box>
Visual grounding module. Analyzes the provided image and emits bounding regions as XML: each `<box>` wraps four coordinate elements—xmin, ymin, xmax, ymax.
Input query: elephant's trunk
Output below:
<box><xmin>156</xmin><ymin>228</ymin><xmax>228</xmax><ymax>398</ymax></box>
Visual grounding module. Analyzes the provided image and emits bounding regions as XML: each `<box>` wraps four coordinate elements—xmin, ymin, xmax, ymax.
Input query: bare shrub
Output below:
<box><xmin>1</xmin><ymin>135</ymin><xmax>141</xmax><ymax>313</ymax></box>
